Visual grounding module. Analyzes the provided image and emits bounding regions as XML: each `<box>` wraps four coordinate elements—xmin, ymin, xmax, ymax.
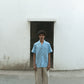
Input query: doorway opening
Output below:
<box><xmin>30</xmin><ymin>21</ymin><xmax>54</xmax><ymax>68</ymax></box>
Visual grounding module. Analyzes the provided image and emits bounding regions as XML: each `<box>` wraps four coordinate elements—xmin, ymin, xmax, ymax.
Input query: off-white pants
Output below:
<box><xmin>34</xmin><ymin>67</ymin><xmax>49</xmax><ymax>84</ymax></box>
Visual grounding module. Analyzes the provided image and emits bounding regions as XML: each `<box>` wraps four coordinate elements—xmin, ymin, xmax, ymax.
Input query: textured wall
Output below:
<box><xmin>0</xmin><ymin>0</ymin><xmax>84</xmax><ymax>70</ymax></box>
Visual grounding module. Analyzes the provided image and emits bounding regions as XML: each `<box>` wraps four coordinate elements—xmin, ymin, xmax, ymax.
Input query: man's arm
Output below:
<box><xmin>48</xmin><ymin>53</ymin><xmax>51</xmax><ymax>66</ymax></box>
<box><xmin>33</xmin><ymin>53</ymin><xmax>37</xmax><ymax>71</ymax></box>
<box><xmin>33</xmin><ymin>53</ymin><xmax>36</xmax><ymax>66</ymax></box>
<box><xmin>47</xmin><ymin>53</ymin><xmax>51</xmax><ymax>70</ymax></box>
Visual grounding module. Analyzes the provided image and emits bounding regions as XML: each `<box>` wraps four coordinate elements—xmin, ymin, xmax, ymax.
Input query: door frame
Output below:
<box><xmin>27</xmin><ymin>18</ymin><xmax>56</xmax><ymax>69</ymax></box>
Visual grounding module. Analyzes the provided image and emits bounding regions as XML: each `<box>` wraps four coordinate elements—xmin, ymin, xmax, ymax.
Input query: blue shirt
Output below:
<box><xmin>31</xmin><ymin>40</ymin><xmax>53</xmax><ymax>68</ymax></box>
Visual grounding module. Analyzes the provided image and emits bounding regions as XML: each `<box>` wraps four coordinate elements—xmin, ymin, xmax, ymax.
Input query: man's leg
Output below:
<box><xmin>43</xmin><ymin>67</ymin><xmax>49</xmax><ymax>84</ymax></box>
<box><xmin>35</xmin><ymin>67</ymin><xmax>43</xmax><ymax>84</ymax></box>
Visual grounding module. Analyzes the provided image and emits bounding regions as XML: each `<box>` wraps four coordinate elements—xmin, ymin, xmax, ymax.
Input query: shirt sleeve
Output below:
<box><xmin>31</xmin><ymin>44</ymin><xmax>36</xmax><ymax>53</ymax></box>
<box><xmin>48</xmin><ymin>43</ymin><xmax>53</xmax><ymax>53</ymax></box>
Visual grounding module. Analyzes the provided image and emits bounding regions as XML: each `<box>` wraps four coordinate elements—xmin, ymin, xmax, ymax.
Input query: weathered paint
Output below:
<box><xmin>0</xmin><ymin>0</ymin><xmax>84</xmax><ymax>70</ymax></box>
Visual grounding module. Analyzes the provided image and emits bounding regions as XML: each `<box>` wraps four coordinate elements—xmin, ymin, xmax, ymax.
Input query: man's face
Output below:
<box><xmin>39</xmin><ymin>34</ymin><xmax>45</xmax><ymax>40</ymax></box>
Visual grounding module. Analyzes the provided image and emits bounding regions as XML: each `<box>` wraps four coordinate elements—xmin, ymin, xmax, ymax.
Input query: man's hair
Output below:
<box><xmin>37</xmin><ymin>30</ymin><xmax>46</xmax><ymax>36</ymax></box>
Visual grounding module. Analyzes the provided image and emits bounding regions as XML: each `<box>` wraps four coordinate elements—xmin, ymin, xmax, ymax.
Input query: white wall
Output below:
<box><xmin>0</xmin><ymin>0</ymin><xmax>84</xmax><ymax>70</ymax></box>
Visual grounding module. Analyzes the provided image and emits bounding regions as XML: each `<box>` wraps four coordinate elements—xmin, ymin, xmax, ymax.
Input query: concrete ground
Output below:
<box><xmin>0</xmin><ymin>69</ymin><xmax>84</xmax><ymax>84</ymax></box>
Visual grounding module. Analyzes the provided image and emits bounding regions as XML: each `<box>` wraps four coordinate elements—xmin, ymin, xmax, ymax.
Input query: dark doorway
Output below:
<box><xmin>30</xmin><ymin>21</ymin><xmax>54</xmax><ymax>68</ymax></box>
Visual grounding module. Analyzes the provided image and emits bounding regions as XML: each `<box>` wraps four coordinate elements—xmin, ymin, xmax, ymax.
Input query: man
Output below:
<box><xmin>31</xmin><ymin>30</ymin><xmax>53</xmax><ymax>84</ymax></box>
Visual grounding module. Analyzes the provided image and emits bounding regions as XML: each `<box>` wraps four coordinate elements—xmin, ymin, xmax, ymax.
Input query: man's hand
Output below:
<box><xmin>47</xmin><ymin>53</ymin><xmax>51</xmax><ymax>71</ymax></box>
<box><xmin>47</xmin><ymin>64</ymin><xmax>50</xmax><ymax>71</ymax></box>
<box><xmin>33</xmin><ymin>64</ymin><xmax>37</xmax><ymax>71</ymax></box>
<box><xmin>33</xmin><ymin>53</ymin><xmax>37</xmax><ymax>71</ymax></box>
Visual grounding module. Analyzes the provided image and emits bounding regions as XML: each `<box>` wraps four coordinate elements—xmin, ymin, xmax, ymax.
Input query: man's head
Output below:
<box><xmin>37</xmin><ymin>30</ymin><xmax>46</xmax><ymax>41</ymax></box>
